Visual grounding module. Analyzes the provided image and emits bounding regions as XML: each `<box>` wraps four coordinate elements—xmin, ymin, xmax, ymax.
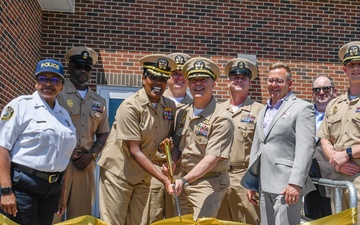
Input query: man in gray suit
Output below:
<box><xmin>246</xmin><ymin>62</ymin><xmax>316</xmax><ymax>225</ymax></box>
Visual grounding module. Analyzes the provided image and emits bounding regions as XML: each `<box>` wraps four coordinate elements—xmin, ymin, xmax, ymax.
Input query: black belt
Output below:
<box><xmin>229</xmin><ymin>162</ymin><xmax>249</xmax><ymax>172</ymax></box>
<box><xmin>12</xmin><ymin>163</ymin><xmax>63</xmax><ymax>184</ymax></box>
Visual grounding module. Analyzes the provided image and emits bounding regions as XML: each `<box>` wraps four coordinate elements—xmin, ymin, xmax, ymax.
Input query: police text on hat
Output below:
<box><xmin>35</xmin><ymin>59</ymin><xmax>65</xmax><ymax>79</ymax></box>
<box><xmin>64</xmin><ymin>47</ymin><xmax>98</xmax><ymax>65</ymax></box>
<box><xmin>225</xmin><ymin>58</ymin><xmax>257</xmax><ymax>80</ymax></box>
<box><xmin>338</xmin><ymin>41</ymin><xmax>360</xmax><ymax>65</ymax></box>
<box><xmin>169</xmin><ymin>53</ymin><xmax>191</xmax><ymax>70</ymax></box>
<box><xmin>182</xmin><ymin>57</ymin><xmax>220</xmax><ymax>81</ymax></box>
<box><xmin>140</xmin><ymin>54</ymin><xmax>177</xmax><ymax>78</ymax></box>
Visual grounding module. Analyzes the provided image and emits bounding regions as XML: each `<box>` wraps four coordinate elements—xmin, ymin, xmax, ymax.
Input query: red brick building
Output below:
<box><xmin>1</xmin><ymin>0</ymin><xmax>359</xmax><ymax>109</ymax></box>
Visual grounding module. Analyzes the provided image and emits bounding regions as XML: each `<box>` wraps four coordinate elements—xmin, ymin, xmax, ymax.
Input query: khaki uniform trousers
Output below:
<box><xmin>218</xmin><ymin>167</ymin><xmax>260</xmax><ymax>224</ymax></box>
<box><xmin>141</xmin><ymin>163</ymin><xmax>181</xmax><ymax>225</ymax></box>
<box><xmin>99</xmin><ymin>168</ymin><xmax>149</xmax><ymax>225</ymax></box>
<box><xmin>179</xmin><ymin>172</ymin><xmax>229</xmax><ymax>221</ymax></box>
<box><xmin>53</xmin><ymin>161</ymin><xmax>96</xmax><ymax>223</ymax></box>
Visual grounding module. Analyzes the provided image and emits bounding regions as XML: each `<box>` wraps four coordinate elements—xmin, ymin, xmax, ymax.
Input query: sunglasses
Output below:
<box><xmin>73</xmin><ymin>63</ymin><xmax>92</xmax><ymax>72</ymax></box>
<box><xmin>37</xmin><ymin>76</ymin><xmax>63</xmax><ymax>85</ymax></box>
<box><xmin>312</xmin><ymin>86</ymin><xmax>334</xmax><ymax>94</ymax></box>
<box><xmin>147</xmin><ymin>74</ymin><xmax>168</xmax><ymax>83</ymax></box>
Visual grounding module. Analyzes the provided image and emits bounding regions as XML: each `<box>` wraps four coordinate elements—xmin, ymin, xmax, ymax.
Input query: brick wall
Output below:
<box><xmin>1</xmin><ymin>0</ymin><xmax>360</xmax><ymax>109</ymax></box>
<box><xmin>0</xmin><ymin>0</ymin><xmax>43</xmax><ymax>108</ymax></box>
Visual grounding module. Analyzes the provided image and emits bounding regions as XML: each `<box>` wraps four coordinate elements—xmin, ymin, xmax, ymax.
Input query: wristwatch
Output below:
<box><xmin>346</xmin><ymin>148</ymin><xmax>353</xmax><ymax>159</ymax></box>
<box><xmin>180</xmin><ymin>177</ymin><xmax>189</xmax><ymax>188</ymax></box>
<box><xmin>0</xmin><ymin>187</ymin><xmax>13</xmax><ymax>195</ymax></box>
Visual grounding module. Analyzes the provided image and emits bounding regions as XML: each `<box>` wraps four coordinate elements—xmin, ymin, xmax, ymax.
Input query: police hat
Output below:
<box><xmin>35</xmin><ymin>59</ymin><xmax>64</xmax><ymax>79</ymax></box>
<box><xmin>225</xmin><ymin>58</ymin><xmax>257</xmax><ymax>80</ymax></box>
<box><xmin>140</xmin><ymin>54</ymin><xmax>177</xmax><ymax>78</ymax></box>
<box><xmin>168</xmin><ymin>53</ymin><xmax>192</xmax><ymax>70</ymax></box>
<box><xmin>64</xmin><ymin>47</ymin><xmax>98</xmax><ymax>65</ymax></box>
<box><xmin>338</xmin><ymin>41</ymin><xmax>360</xmax><ymax>65</ymax></box>
<box><xmin>182</xmin><ymin>57</ymin><xmax>220</xmax><ymax>81</ymax></box>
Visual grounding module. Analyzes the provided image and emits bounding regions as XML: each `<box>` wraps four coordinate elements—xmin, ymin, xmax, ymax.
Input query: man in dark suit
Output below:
<box><xmin>245</xmin><ymin>62</ymin><xmax>316</xmax><ymax>225</ymax></box>
<box><xmin>303</xmin><ymin>75</ymin><xmax>337</xmax><ymax>219</ymax></box>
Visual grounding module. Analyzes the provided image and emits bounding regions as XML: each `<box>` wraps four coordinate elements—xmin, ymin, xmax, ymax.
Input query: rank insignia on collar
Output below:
<box><xmin>333</xmin><ymin>105</ymin><xmax>338</xmax><ymax>114</ymax></box>
<box><xmin>1</xmin><ymin>106</ymin><xmax>14</xmax><ymax>121</ymax></box>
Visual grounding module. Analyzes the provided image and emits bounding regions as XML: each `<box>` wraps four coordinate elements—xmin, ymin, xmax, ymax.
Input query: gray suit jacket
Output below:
<box><xmin>246</xmin><ymin>93</ymin><xmax>316</xmax><ymax>195</ymax></box>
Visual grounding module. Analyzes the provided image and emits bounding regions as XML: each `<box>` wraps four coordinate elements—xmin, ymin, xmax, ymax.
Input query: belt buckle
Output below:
<box><xmin>48</xmin><ymin>174</ymin><xmax>58</xmax><ymax>183</ymax></box>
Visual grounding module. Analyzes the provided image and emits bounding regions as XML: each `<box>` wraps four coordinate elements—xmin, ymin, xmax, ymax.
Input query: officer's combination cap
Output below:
<box><xmin>168</xmin><ymin>53</ymin><xmax>192</xmax><ymax>70</ymax></box>
<box><xmin>338</xmin><ymin>41</ymin><xmax>360</xmax><ymax>65</ymax></box>
<box><xmin>140</xmin><ymin>54</ymin><xmax>177</xmax><ymax>78</ymax></box>
<box><xmin>35</xmin><ymin>59</ymin><xmax>65</xmax><ymax>79</ymax></box>
<box><xmin>182</xmin><ymin>57</ymin><xmax>220</xmax><ymax>81</ymax></box>
<box><xmin>64</xmin><ymin>47</ymin><xmax>98</xmax><ymax>65</ymax></box>
<box><xmin>225</xmin><ymin>58</ymin><xmax>257</xmax><ymax>80</ymax></box>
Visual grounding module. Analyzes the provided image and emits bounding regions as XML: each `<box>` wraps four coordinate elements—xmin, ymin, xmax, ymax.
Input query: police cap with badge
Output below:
<box><xmin>224</xmin><ymin>58</ymin><xmax>257</xmax><ymax>80</ymax></box>
<box><xmin>64</xmin><ymin>47</ymin><xmax>99</xmax><ymax>65</ymax></box>
<box><xmin>168</xmin><ymin>53</ymin><xmax>192</xmax><ymax>71</ymax></box>
<box><xmin>140</xmin><ymin>54</ymin><xmax>177</xmax><ymax>79</ymax></box>
<box><xmin>182</xmin><ymin>57</ymin><xmax>220</xmax><ymax>81</ymax></box>
<box><xmin>338</xmin><ymin>41</ymin><xmax>360</xmax><ymax>65</ymax></box>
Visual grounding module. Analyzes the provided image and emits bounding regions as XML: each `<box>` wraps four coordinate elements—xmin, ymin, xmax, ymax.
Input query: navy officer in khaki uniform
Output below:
<box><xmin>54</xmin><ymin>47</ymin><xmax>110</xmax><ymax>222</ymax></box>
<box><xmin>97</xmin><ymin>54</ymin><xmax>177</xmax><ymax>225</ymax></box>
<box><xmin>218</xmin><ymin>58</ymin><xmax>263</xmax><ymax>224</ymax></box>
<box><xmin>142</xmin><ymin>52</ymin><xmax>193</xmax><ymax>224</ymax></box>
<box><xmin>169</xmin><ymin>57</ymin><xmax>234</xmax><ymax>220</ymax></box>
<box><xmin>318</xmin><ymin>41</ymin><xmax>360</xmax><ymax>223</ymax></box>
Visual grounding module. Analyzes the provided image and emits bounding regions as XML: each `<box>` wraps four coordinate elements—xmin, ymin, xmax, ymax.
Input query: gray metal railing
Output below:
<box><xmin>302</xmin><ymin>178</ymin><xmax>357</xmax><ymax>225</ymax></box>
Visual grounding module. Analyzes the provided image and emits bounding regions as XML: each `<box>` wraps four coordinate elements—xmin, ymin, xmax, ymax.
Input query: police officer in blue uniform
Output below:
<box><xmin>0</xmin><ymin>59</ymin><xmax>77</xmax><ymax>225</ymax></box>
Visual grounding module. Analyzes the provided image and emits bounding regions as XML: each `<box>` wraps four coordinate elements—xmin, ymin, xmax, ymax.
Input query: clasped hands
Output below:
<box><xmin>159</xmin><ymin>138</ymin><xmax>183</xmax><ymax>196</ymax></box>
<box><xmin>71</xmin><ymin>148</ymin><xmax>94</xmax><ymax>171</ymax></box>
<box><xmin>329</xmin><ymin>150</ymin><xmax>360</xmax><ymax>176</ymax></box>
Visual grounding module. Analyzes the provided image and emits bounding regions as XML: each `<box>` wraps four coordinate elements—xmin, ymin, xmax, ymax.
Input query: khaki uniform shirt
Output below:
<box><xmin>153</xmin><ymin>92</ymin><xmax>193</xmax><ymax>163</ymax></box>
<box><xmin>97</xmin><ymin>88</ymin><xmax>175</xmax><ymax>184</ymax></box>
<box><xmin>221</xmin><ymin>97</ymin><xmax>264</xmax><ymax>169</ymax></box>
<box><xmin>317</xmin><ymin>91</ymin><xmax>360</xmax><ymax>180</ymax></box>
<box><xmin>57</xmin><ymin>79</ymin><xmax>110</xmax><ymax>150</ymax></box>
<box><xmin>174</xmin><ymin>97</ymin><xmax>234</xmax><ymax>174</ymax></box>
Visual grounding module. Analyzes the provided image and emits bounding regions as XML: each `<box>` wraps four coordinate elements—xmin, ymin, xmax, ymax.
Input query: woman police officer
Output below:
<box><xmin>0</xmin><ymin>59</ymin><xmax>77</xmax><ymax>224</ymax></box>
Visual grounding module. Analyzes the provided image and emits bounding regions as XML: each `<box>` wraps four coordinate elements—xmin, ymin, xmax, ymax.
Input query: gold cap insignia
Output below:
<box><xmin>158</xmin><ymin>58</ymin><xmax>169</xmax><ymax>70</ymax></box>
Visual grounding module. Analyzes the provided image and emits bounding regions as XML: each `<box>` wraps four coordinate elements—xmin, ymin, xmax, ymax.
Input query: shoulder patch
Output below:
<box><xmin>1</xmin><ymin>106</ymin><xmax>15</xmax><ymax>121</ymax></box>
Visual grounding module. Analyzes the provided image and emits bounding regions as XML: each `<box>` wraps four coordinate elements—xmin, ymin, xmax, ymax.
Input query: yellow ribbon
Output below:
<box><xmin>151</xmin><ymin>214</ymin><xmax>251</xmax><ymax>225</ymax></box>
<box><xmin>0</xmin><ymin>214</ymin><xmax>109</xmax><ymax>225</ymax></box>
<box><xmin>300</xmin><ymin>207</ymin><xmax>357</xmax><ymax>225</ymax></box>
<box><xmin>0</xmin><ymin>213</ymin><xmax>19</xmax><ymax>225</ymax></box>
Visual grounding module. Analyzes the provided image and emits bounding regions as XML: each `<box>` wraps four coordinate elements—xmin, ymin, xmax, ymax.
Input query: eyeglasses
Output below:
<box><xmin>265</xmin><ymin>78</ymin><xmax>289</xmax><ymax>85</ymax></box>
<box><xmin>312</xmin><ymin>86</ymin><xmax>334</xmax><ymax>94</ymax></box>
<box><xmin>37</xmin><ymin>76</ymin><xmax>62</xmax><ymax>85</ymax></box>
<box><xmin>147</xmin><ymin>74</ymin><xmax>168</xmax><ymax>83</ymax></box>
<box><xmin>73</xmin><ymin>63</ymin><xmax>92</xmax><ymax>72</ymax></box>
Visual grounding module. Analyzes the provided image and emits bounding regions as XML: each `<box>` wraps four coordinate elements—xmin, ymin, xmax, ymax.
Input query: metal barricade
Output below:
<box><xmin>301</xmin><ymin>178</ymin><xmax>357</xmax><ymax>225</ymax></box>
